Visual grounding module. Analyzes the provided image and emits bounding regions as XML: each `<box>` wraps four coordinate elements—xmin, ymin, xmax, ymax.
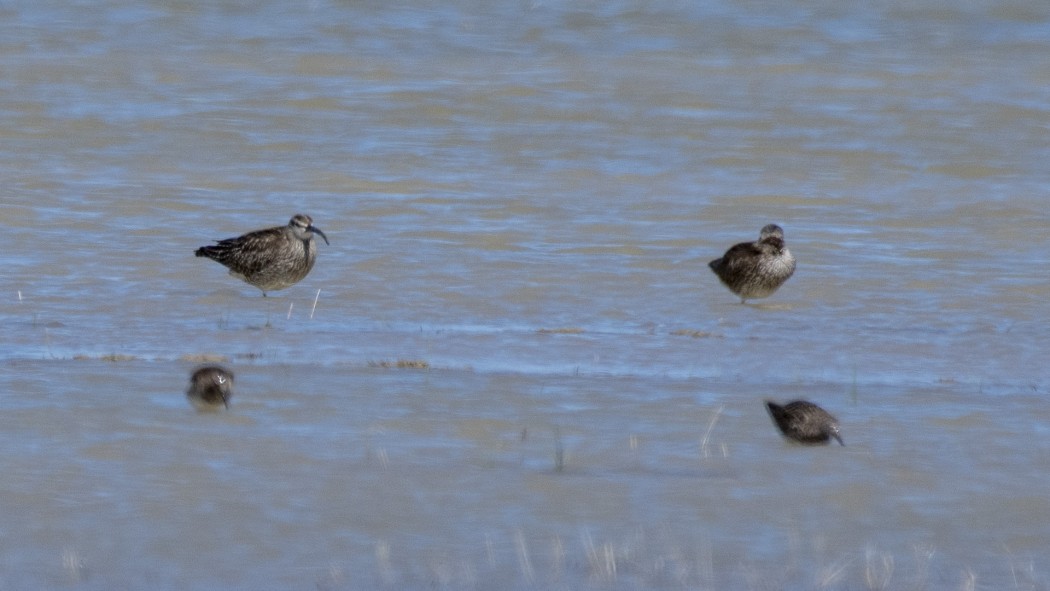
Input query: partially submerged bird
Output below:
<box><xmin>195</xmin><ymin>214</ymin><xmax>329</xmax><ymax>296</ymax></box>
<box><xmin>187</xmin><ymin>365</ymin><xmax>234</xmax><ymax>411</ymax></box>
<box><xmin>766</xmin><ymin>400</ymin><xmax>844</xmax><ymax>445</ymax></box>
<box><xmin>709</xmin><ymin>224</ymin><xmax>795</xmax><ymax>303</ymax></box>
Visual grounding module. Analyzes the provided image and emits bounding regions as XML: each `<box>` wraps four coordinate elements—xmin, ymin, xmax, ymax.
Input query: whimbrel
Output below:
<box><xmin>709</xmin><ymin>224</ymin><xmax>795</xmax><ymax>303</ymax></box>
<box><xmin>195</xmin><ymin>214</ymin><xmax>329</xmax><ymax>296</ymax></box>
<box><xmin>187</xmin><ymin>365</ymin><xmax>234</xmax><ymax>411</ymax></box>
<box><xmin>765</xmin><ymin>400</ymin><xmax>844</xmax><ymax>445</ymax></box>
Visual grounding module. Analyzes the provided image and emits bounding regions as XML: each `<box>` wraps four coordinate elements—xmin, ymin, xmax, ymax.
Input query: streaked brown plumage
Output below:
<box><xmin>187</xmin><ymin>365</ymin><xmax>234</xmax><ymax>411</ymax></box>
<box><xmin>709</xmin><ymin>224</ymin><xmax>795</xmax><ymax>303</ymax></box>
<box><xmin>195</xmin><ymin>214</ymin><xmax>329</xmax><ymax>295</ymax></box>
<box><xmin>766</xmin><ymin>400</ymin><xmax>844</xmax><ymax>445</ymax></box>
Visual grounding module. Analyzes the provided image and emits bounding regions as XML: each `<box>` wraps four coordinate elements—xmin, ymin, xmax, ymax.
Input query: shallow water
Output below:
<box><xmin>3</xmin><ymin>1</ymin><xmax>1050</xmax><ymax>589</ymax></box>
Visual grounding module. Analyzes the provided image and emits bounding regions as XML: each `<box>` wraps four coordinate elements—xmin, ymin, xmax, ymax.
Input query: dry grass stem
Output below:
<box><xmin>375</xmin><ymin>541</ymin><xmax>394</xmax><ymax>585</ymax></box>
<box><xmin>553</xmin><ymin>426</ymin><xmax>565</xmax><ymax>472</ymax></box>
<box><xmin>699</xmin><ymin>405</ymin><xmax>724</xmax><ymax>458</ymax></box>
<box><xmin>515</xmin><ymin>530</ymin><xmax>535</xmax><ymax>584</ymax></box>
<box><xmin>550</xmin><ymin>535</ymin><xmax>565</xmax><ymax>581</ymax></box>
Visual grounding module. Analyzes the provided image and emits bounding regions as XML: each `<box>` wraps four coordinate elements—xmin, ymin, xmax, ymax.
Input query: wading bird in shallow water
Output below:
<box><xmin>766</xmin><ymin>400</ymin><xmax>844</xmax><ymax>446</ymax></box>
<box><xmin>708</xmin><ymin>224</ymin><xmax>795</xmax><ymax>303</ymax></box>
<box><xmin>195</xmin><ymin>214</ymin><xmax>329</xmax><ymax>296</ymax></box>
<box><xmin>186</xmin><ymin>365</ymin><xmax>234</xmax><ymax>411</ymax></box>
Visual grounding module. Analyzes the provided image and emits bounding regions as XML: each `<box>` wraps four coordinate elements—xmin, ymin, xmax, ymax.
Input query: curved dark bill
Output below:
<box><xmin>308</xmin><ymin>226</ymin><xmax>330</xmax><ymax>245</ymax></box>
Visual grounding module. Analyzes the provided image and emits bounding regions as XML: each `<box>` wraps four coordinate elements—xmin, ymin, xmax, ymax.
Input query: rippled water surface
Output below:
<box><xmin>3</xmin><ymin>1</ymin><xmax>1050</xmax><ymax>589</ymax></box>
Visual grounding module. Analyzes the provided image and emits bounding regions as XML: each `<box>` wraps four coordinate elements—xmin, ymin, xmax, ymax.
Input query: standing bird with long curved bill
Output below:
<box><xmin>195</xmin><ymin>214</ymin><xmax>329</xmax><ymax>296</ymax></box>
<box><xmin>709</xmin><ymin>224</ymin><xmax>795</xmax><ymax>303</ymax></box>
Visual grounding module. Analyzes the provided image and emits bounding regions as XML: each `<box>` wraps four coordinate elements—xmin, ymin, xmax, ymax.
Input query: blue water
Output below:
<box><xmin>2</xmin><ymin>1</ymin><xmax>1050</xmax><ymax>589</ymax></box>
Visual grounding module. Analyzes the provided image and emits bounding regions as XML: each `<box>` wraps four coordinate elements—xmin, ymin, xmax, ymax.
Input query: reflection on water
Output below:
<box><xmin>2</xmin><ymin>0</ymin><xmax>1050</xmax><ymax>588</ymax></box>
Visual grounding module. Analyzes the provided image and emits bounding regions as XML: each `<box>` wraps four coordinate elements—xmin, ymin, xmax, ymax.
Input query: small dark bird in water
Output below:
<box><xmin>766</xmin><ymin>400</ymin><xmax>843</xmax><ymax>445</ymax></box>
<box><xmin>709</xmin><ymin>224</ymin><xmax>795</xmax><ymax>303</ymax></box>
<box><xmin>195</xmin><ymin>214</ymin><xmax>329</xmax><ymax>296</ymax></box>
<box><xmin>187</xmin><ymin>365</ymin><xmax>234</xmax><ymax>411</ymax></box>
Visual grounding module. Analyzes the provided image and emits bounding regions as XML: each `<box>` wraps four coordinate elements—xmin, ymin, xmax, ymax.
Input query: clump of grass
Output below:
<box><xmin>670</xmin><ymin>329</ymin><xmax>721</xmax><ymax>339</ymax></box>
<box><xmin>180</xmin><ymin>353</ymin><xmax>229</xmax><ymax>363</ymax></box>
<box><xmin>864</xmin><ymin>545</ymin><xmax>894</xmax><ymax>591</ymax></box>
<box><xmin>368</xmin><ymin>359</ymin><xmax>430</xmax><ymax>369</ymax></box>
<box><xmin>61</xmin><ymin>546</ymin><xmax>86</xmax><ymax>584</ymax></box>
<box><xmin>537</xmin><ymin>327</ymin><xmax>585</xmax><ymax>335</ymax></box>
<box><xmin>74</xmin><ymin>354</ymin><xmax>138</xmax><ymax>362</ymax></box>
<box><xmin>583</xmin><ymin>532</ymin><xmax>618</xmax><ymax>583</ymax></box>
